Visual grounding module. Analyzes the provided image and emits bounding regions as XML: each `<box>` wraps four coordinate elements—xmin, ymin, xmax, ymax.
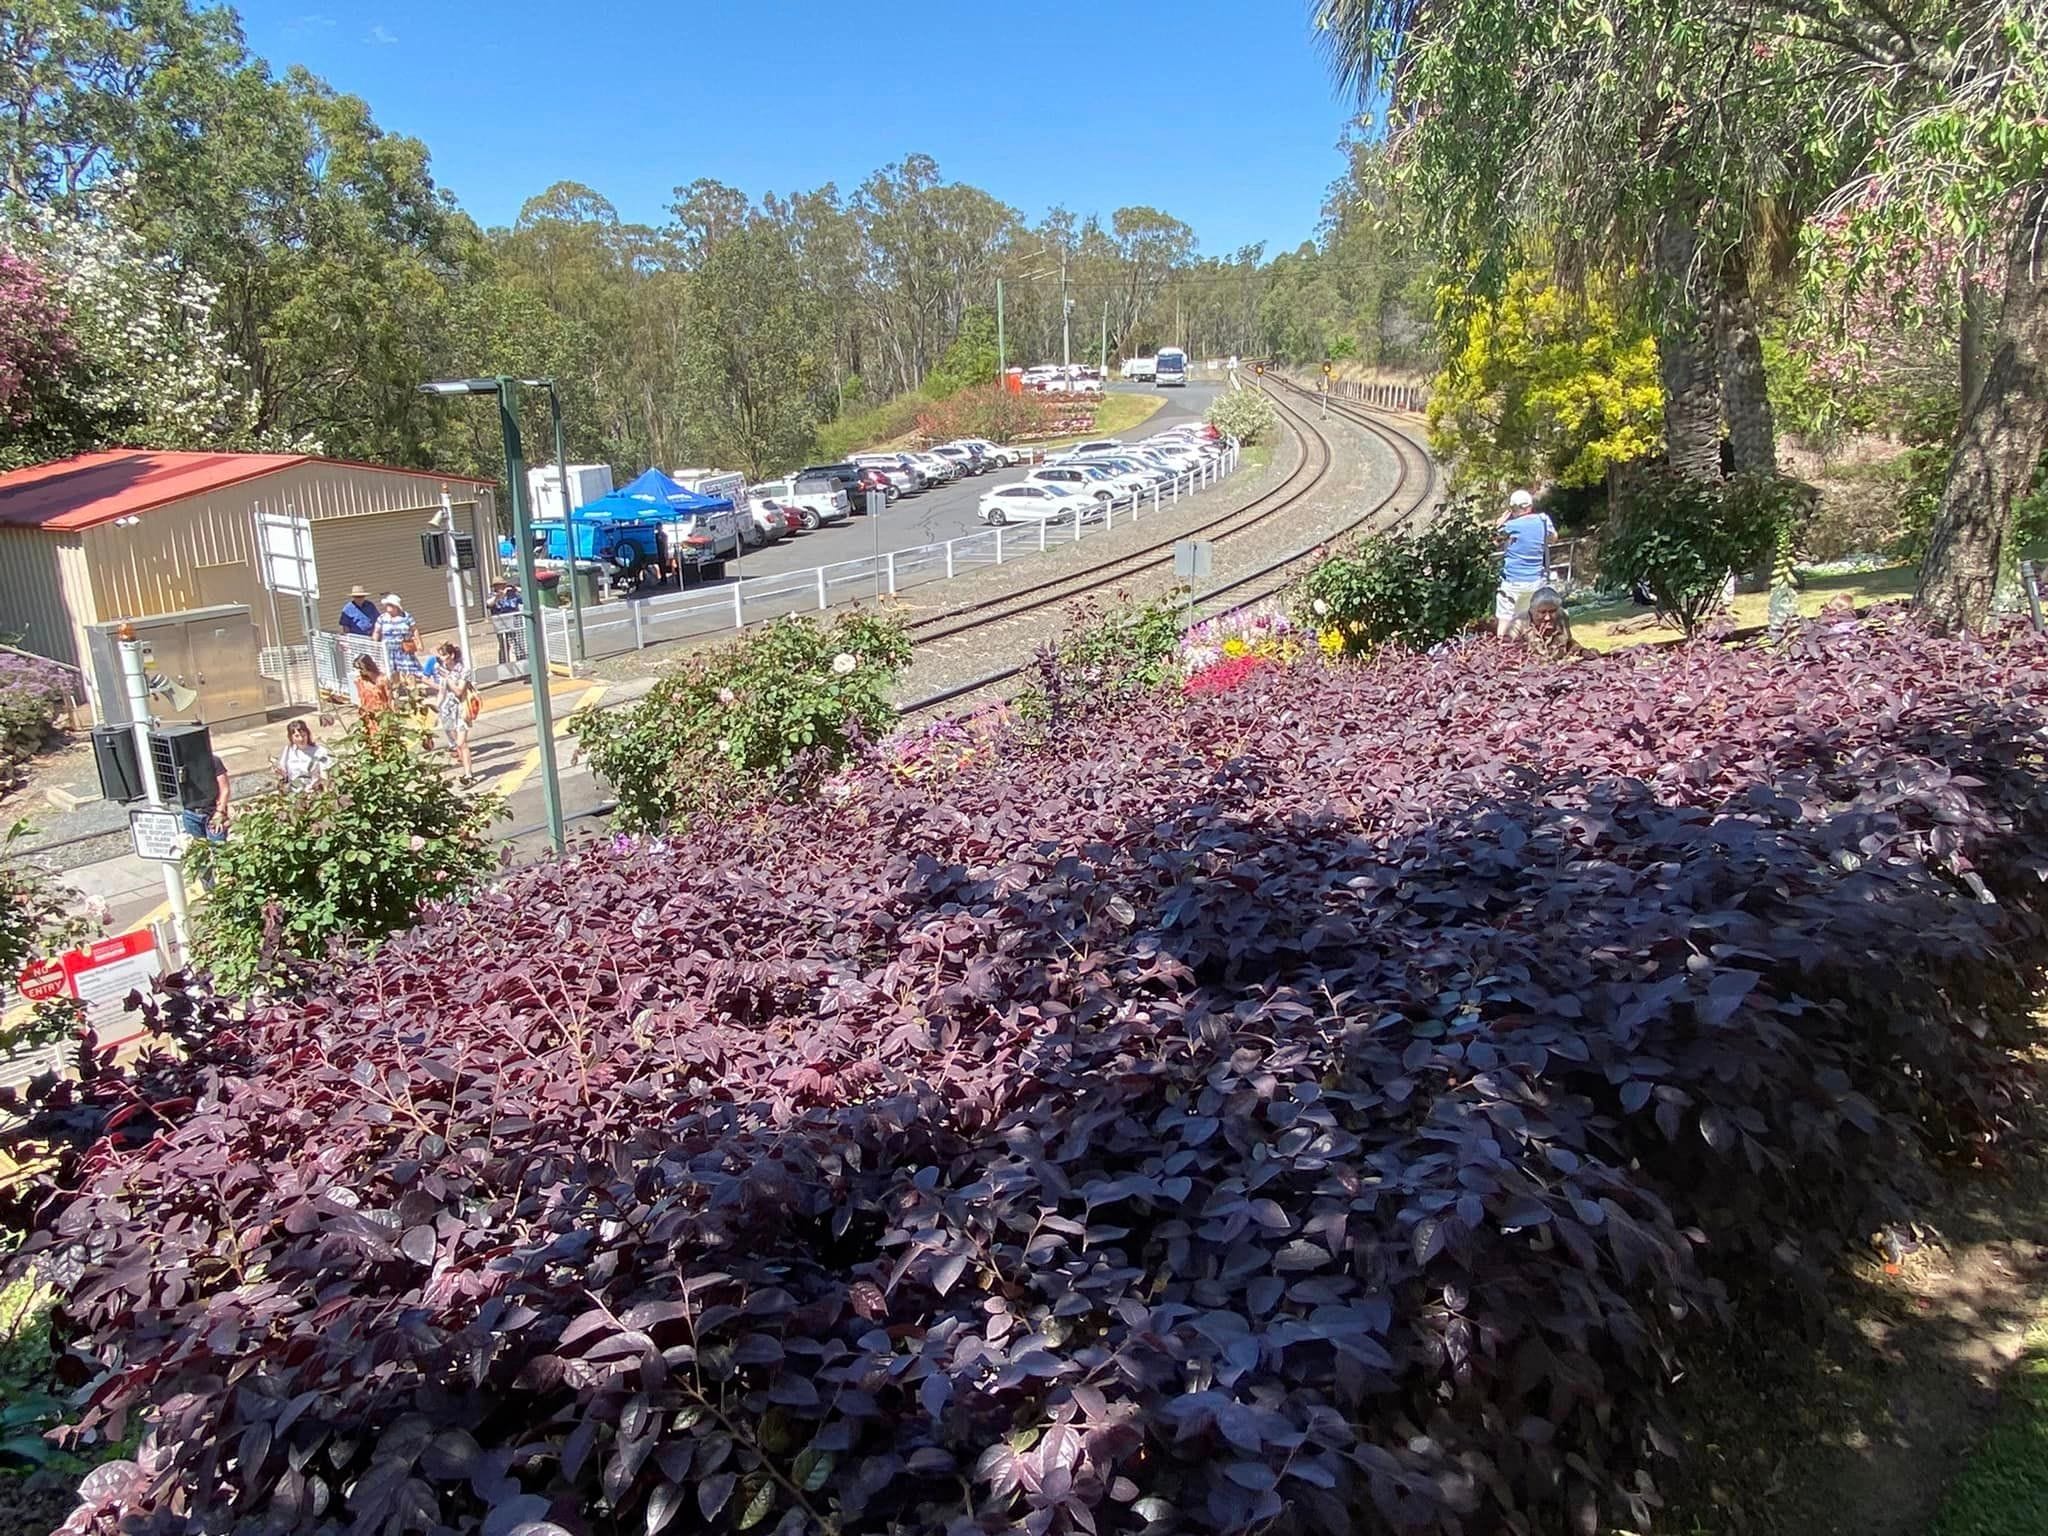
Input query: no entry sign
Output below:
<box><xmin>11</xmin><ymin>930</ymin><xmax>162</xmax><ymax>1047</ymax></box>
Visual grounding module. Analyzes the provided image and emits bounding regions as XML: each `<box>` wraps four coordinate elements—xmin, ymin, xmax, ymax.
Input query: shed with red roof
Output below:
<box><xmin>0</xmin><ymin>450</ymin><xmax>497</xmax><ymax>719</ymax></box>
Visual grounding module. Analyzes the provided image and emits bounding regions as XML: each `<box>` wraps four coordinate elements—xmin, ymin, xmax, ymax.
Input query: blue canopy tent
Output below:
<box><xmin>615</xmin><ymin>468</ymin><xmax>733</xmax><ymax>517</ymax></box>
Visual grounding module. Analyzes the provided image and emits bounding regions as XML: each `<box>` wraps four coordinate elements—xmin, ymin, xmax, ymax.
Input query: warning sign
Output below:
<box><xmin>11</xmin><ymin>931</ymin><xmax>162</xmax><ymax>1047</ymax></box>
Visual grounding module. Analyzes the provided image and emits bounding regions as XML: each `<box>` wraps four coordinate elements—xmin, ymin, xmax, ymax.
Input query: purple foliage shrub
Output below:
<box><xmin>11</xmin><ymin>611</ymin><xmax>2048</xmax><ymax>1536</ymax></box>
<box><xmin>0</xmin><ymin>647</ymin><xmax>75</xmax><ymax>793</ymax></box>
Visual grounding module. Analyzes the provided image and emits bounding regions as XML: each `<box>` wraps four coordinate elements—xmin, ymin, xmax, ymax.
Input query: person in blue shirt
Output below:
<box><xmin>337</xmin><ymin>584</ymin><xmax>379</xmax><ymax>638</ymax></box>
<box><xmin>1495</xmin><ymin>489</ymin><xmax>1557</xmax><ymax>636</ymax></box>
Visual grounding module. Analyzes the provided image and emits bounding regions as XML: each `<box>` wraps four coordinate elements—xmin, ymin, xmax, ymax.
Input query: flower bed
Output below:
<box><xmin>12</xmin><ymin>612</ymin><xmax>2048</xmax><ymax>1536</ymax></box>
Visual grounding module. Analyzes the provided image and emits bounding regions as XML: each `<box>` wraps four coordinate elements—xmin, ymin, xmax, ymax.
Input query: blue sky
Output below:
<box><xmin>234</xmin><ymin>0</ymin><xmax>1362</xmax><ymax>257</ymax></box>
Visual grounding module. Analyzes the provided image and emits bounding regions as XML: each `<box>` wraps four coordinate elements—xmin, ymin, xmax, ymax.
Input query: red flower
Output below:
<box><xmin>1183</xmin><ymin>654</ymin><xmax>1272</xmax><ymax>697</ymax></box>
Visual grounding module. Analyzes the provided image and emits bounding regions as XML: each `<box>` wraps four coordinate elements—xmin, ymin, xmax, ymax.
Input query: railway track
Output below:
<box><xmin>902</xmin><ymin>383</ymin><xmax>1335</xmax><ymax>645</ymax></box>
<box><xmin>897</xmin><ymin>374</ymin><xmax>1439</xmax><ymax>712</ymax></box>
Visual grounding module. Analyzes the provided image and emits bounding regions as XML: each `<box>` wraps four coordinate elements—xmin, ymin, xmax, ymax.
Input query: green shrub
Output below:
<box><xmin>189</xmin><ymin>722</ymin><xmax>503</xmax><ymax>995</ymax></box>
<box><xmin>1018</xmin><ymin>592</ymin><xmax>1188</xmax><ymax>724</ymax></box>
<box><xmin>1293</xmin><ymin>500</ymin><xmax>1500</xmax><ymax>656</ymax></box>
<box><xmin>571</xmin><ymin>612</ymin><xmax>911</xmax><ymax>831</ymax></box>
<box><xmin>1205</xmin><ymin>386</ymin><xmax>1279</xmax><ymax>445</ymax></box>
<box><xmin>1599</xmin><ymin>471</ymin><xmax>1793</xmax><ymax>635</ymax></box>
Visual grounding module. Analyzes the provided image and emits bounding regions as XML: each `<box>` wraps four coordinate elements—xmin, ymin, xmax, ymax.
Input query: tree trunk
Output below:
<box><xmin>1713</xmin><ymin>249</ymin><xmax>1777</xmax><ymax>475</ymax></box>
<box><xmin>1918</xmin><ymin>188</ymin><xmax>2048</xmax><ymax>629</ymax></box>
<box><xmin>1652</xmin><ymin>213</ymin><xmax>1724</xmax><ymax>481</ymax></box>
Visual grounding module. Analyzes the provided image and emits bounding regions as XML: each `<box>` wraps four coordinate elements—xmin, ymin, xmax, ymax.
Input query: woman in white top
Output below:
<box><xmin>276</xmin><ymin>719</ymin><xmax>334</xmax><ymax>792</ymax></box>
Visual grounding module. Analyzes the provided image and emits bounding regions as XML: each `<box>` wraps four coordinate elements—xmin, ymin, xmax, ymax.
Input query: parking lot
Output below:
<box><xmin>726</xmin><ymin>381</ymin><xmax>1223</xmax><ymax>580</ymax></box>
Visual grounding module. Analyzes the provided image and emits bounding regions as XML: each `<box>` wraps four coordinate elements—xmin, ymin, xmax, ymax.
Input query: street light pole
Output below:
<box><xmin>497</xmin><ymin>378</ymin><xmax>567</xmax><ymax>853</ymax></box>
<box><xmin>420</xmin><ymin>375</ymin><xmax>568</xmax><ymax>854</ymax></box>
<box><xmin>995</xmin><ymin>276</ymin><xmax>1007</xmax><ymax>444</ymax></box>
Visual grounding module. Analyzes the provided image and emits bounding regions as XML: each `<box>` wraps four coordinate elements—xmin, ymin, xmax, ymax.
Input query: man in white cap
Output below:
<box><xmin>1495</xmin><ymin>488</ymin><xmax>1556</xmax><ymax>636</ymax></box>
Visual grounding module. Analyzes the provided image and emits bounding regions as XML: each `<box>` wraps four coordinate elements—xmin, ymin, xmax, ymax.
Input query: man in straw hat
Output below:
<box><xmin>337</xmin><ymin>583</ymin><xmax>379</xmax><ymax>638</ymax></box>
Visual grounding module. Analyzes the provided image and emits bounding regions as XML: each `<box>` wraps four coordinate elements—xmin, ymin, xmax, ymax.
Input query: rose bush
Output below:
<box><xmin>188</xmin><ymin>719</ymin><xmax>503</xmax><ymax>994</ymax></box>
<box><xmin>1293</xmin><ymin>501</ymin><xmax>1499</xmax><ymax>656</ymax></box>
<box><xmin>10</xmin><ymin>612</ymin><xmax>2048</xmax><ymax>1536</ymax></box>
<box><xmin>570</xmin><ymin>612</ymin><xmax>910</xmax><ymax>832</ymax></box>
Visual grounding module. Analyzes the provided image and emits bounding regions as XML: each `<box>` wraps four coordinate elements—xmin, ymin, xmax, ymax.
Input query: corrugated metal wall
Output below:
<box><xmin>0</xmin><ymin>462</ymin><xmax>498</xmax><ymax>716</ymax></box>
<box><xmin>79</xmin><ymin>463</ymin><xmax>497</xmax><ymax>629</ymax></box>
<box><xmin>309</xmin><ymin>500</ymin><xmax>488</xmax><ymax>647</ymax></box>
<box><xmin>0</xmin><ymin>527</ymin><xmax>91</xmax><ymax>669</ymax></box>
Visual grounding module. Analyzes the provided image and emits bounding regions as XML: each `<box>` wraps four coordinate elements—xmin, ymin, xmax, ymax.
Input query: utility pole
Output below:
<box><xmin>996</xmin><ymin>275</ymin><xmax>1008</xmax><ymax>443</ymax></box>
<box><xmin>1060</xmin><ymin>245</ymin><xmax>1071</xmax><ymax>378</ymax></box>
<box><xmin>1100</xmin><ymin>300</ymin><xmax>1108</xmax><ymax>376</ymax></box>
<box><xmin>545</xmin><ymin>382</ymin><xmax>584</xmax><ymax>664</ymax></box>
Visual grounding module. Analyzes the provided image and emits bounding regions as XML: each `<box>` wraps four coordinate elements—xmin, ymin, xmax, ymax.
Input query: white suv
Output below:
<box><xmin>749</xmin><ymin>475</ymin><xmax>849</xmax><ymax>531</ymax></box>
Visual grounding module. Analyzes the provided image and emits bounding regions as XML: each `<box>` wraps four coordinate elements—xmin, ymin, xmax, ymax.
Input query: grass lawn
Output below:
<box><xmin>1927</xmin><ymin>1318</ymin><xmax>2048</xmax><ymax>1536</ymax></box>
<box><xmin>1570</xmin><ymin>563</ymin><xmax>1919</xmax><ymax>652</ymax></box>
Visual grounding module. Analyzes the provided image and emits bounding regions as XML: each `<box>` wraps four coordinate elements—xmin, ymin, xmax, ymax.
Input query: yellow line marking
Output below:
<box><xmin>493</xmin><ymin>685</ymin><xmax>604</xmax><ymax>797</ymax></box>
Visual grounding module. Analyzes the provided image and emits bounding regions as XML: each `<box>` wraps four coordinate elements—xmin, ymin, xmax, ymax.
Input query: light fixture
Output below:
<box><xmin>416</xmin><ymin>378</ymin><xmax>503</xmax><ymax>397</ymax></box>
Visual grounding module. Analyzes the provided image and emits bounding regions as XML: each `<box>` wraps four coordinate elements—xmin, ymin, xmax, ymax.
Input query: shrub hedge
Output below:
<box><xmin>10</xmin><ymin>612</ymin><xmax>2048</xmax><ymax>1536</ymax></box>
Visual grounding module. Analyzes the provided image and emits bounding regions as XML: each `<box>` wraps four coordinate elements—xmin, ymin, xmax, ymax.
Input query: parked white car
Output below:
<box><xmin>978</xmin><ymin>484</ymin><xmax>1078</xmax><ymax>525</ymax></box>
<box><xmin>1024</xmin><ymin>464</ymin><xmax>1139</xmax><ymax>502</ymax></box>
<box><xmin>1059</xmin><ymin>438</ymin><xmax>1123</xmax><ymax>457</ymax></box>
<box><xmin>909</xmin><ymin>451</ymin><xmax>957</xmax><ymax>483</ymax></box>
<box><xmin>749</xmin><ymin>475</ymin><xmax>849</xmax><ymax>531</ymax></box>
<box><xmin>957</xmin><ymin>437</ymin><xmax>1019</xmax><ymax>468</ymax></box>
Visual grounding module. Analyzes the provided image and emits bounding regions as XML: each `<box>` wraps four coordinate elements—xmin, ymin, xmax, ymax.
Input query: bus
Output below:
<box><xmin>1155</xmin><ymin>346</ymin><xmax>1187</xmax><ymax>387</ymax></box>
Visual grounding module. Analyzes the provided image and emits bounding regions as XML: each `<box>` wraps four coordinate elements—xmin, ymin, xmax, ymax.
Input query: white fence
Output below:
<box><xmin>536</xmin><ymin>447</ymin><xmax>1240</xmax><ymax>666</ymax></box>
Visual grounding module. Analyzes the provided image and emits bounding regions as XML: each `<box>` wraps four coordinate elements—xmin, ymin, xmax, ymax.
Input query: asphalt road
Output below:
<box><xmin>728</xmin><ymin>380</ymin><xmax>1223</xmax><ymax>578</ymax></box>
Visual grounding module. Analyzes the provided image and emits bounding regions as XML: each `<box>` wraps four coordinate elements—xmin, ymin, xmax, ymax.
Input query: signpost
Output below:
<box><xmin>867</xmin><ymin>488</ymin><xmax>889</xmax><ymax>598</ymax></box>
<box><xmin>1173</xmin><ymin>539</ymin><xmax>1213</xmax><ymax>583</ymax></box>
<box><xmin>128</xmin><ymin>807</ymin><xmax>189</xmax><ymax>862</ymax></box>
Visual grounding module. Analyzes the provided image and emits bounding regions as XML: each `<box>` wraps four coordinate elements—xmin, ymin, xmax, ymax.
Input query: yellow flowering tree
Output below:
<box><xmin>1427</xmin><ymin>266</ymin><xmax>1663</xmax><ymax>500</ymax></box>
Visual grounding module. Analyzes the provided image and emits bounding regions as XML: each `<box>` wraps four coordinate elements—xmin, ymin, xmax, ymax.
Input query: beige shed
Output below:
<box><xmin>0</xmin><ymin>450</ymin><xmax>499</xmax><ymax>722</ymax></box>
